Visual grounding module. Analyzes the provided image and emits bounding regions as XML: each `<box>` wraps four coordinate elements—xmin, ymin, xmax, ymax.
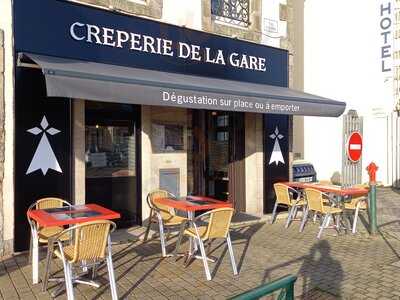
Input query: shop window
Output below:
<box><xmin>85</xmin><ymin>125</ymin><xmax>136</xmax><ymax>178</ymax></box>
<box><xmin>211</xmin><ymin>0</ymin><xmax>250</xmax><ymax>27</ymax></box>
<box><xmin>216</xmin><ymin>131</ymin><xmax>229</xmax><ymax>141</ymax></box>
<box><xmin>217</xmin><ymin>115</ymin><xmax>229</xmax><ymax>127</ymax></box>
<box><xmin>215</xmin><ymin>113</ymin><xmax>229</xmax><ymax>142</ymax></box>
<box><xmin>152</xmin><ymin>123</ymin><xmax>184</xmax><ymax>151</ymax></box>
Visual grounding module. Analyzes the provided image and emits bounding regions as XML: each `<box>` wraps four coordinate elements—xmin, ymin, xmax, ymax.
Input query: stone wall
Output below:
<box><xmin>202</xmin><ymin>0</ymin><xmax>262</xmax><ymax>43</ymax></box>
<box><xmin>77</xmin><ymin>0</ymin><xmax>162</xmax><ymax>18</ymax></box>
<box><xmin>0</xmin><ymin>30</ymin><xmax>5</xmax><ymax>255</ymax></box>
<box><xmin>280</xmin><ymin>0</ymin><xmax>302</xmax><ymax>180</ymax></box>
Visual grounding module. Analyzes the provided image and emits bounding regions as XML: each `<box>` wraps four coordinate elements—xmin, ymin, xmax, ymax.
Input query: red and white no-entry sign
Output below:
<box><xmin>346</xmin><ymin>131</ymin><xmax>363</xmax><ymax>162</ymax></box>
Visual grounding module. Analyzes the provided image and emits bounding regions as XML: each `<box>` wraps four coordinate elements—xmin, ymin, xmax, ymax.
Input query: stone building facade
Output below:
<box><xmin>0</xmin><ymin>0</ymin><xmax>304</xmax><ymax>255</ymax></box>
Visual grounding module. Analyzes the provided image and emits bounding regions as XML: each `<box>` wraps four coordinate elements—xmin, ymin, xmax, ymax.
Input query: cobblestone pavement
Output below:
<box><xmin>1</xmin><ymin>187</ymin><xmax>400</xmax><ymax>300</ymax></box>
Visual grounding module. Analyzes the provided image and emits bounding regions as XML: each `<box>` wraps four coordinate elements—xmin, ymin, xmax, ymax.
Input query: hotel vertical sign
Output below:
<box><xmin>380</xmin><ymin>2</ymin><xmax>393</xmax><ymax>72</ymax></box>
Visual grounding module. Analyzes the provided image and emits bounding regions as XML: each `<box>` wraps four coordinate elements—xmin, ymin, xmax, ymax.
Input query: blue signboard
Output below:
<box><xmin>14</xmin><ymin>0</ymin><xmax>288</xmax><ymax>87</ymax></box>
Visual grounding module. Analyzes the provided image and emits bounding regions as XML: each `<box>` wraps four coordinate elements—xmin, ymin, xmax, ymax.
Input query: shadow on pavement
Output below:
<box><xmin>259</xmin><ymin>240</ymin><xmax>343</xmax><ymax>298</ymax></box>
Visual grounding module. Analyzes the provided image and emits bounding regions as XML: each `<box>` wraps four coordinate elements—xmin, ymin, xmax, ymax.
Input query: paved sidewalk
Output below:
<box><xmin>1</xmin><ymin>187</ymin><xmax>400</xmax><ymax>299</ymax></box>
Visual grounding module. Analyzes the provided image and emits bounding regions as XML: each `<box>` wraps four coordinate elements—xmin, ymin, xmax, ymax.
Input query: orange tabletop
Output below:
<box><xmin>156</xmin><ymin>195</ymin><xmax>232</xmax><ymax>212</ymax></box>
<box><xmin>283</xmin><ymin>182</ymin><xmax>369</xmax><ymax>197</ymax></box>
<box><xmin>27</xmin><ymin>203</ymin><xmax>120</xmax><ymax>227</ymax></box>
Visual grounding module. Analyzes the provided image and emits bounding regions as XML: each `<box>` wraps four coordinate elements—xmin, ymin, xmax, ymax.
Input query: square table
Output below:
<box><xmin>283</xmin><ymin>182</ymin><xmax>369</xmax><ymax>198</ymax></box>
<box><xmin>283</xmin><ymin>182</ymin><xmax>369</xmax><ymax>233</ymax></box>
<box><xmin>156</xmin><ymin>195</ymin><xmax>232</xmax><ymax>262</ymax></box>
<box><xmin>156</xmin><ymin>195</ymin><xmax>232</xmax><ymax>219</ymax></box>
<box><xmin>27</xmin><ymin>204</ymin><xmax>120</xmax><ymax>284</ymax></box>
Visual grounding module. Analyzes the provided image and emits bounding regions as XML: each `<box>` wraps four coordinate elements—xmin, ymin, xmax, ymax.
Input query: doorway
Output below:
<box><xmin>206</xmin><ymin>111</ymin><xmax>230</xmax><ymax>200</ymax></box>
<box><xmin>85</xmin><ymin>102</ymin><xmax>141</xmax><ymax>227</ymax></box>
<box><xmin>192</xmin><ymin>110</ymin><xmax>246</xmax><ymax>210</ymax></box>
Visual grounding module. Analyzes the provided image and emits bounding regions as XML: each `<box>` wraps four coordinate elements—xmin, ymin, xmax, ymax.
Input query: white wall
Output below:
<box><xmin>304</xmin><ymin>0</ymin><xmax>395</xmax><ymax>184</ymax></box>
<box><xmin>0</xmin><ymin>0</ymin><xmax>14</xmax><ymax>247</ymax></box>
<box><xmin>261</xmin><ymin>0</ymin><xmax>287</xmax><ymax>47</ymax></box>
<box><xmin>162</xmin><ymin>0</ymin><xmax>202</xmax><ymax>30</ymax></box>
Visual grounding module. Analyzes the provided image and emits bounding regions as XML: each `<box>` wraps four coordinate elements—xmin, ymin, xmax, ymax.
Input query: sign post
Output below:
<box><xmin>342</xmin><ymin>110</ymin><xmax>363</xmax><ymax>186</ymax></box>
<box><xmin>367</xmin><ymin>162</ymin><xmax>378</xmax><ymax>235</ymax></box>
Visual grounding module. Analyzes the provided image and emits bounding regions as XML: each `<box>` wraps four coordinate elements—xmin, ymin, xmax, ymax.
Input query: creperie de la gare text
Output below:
<box><xmin>70</xmin><ymin>22</ymin><xmax>268</xmax><ymax>72</ymax></box>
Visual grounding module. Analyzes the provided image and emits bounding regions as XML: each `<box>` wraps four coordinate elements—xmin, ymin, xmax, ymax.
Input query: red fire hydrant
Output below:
<box><xmin>366</xmin><ymin>162</ymin><xmax>378</xmax><ymax>234</ymax></box>
<box><xmin>366</xmin><ymin>162</ymin><xmax>378</xmax><ymax>185</ymax></box>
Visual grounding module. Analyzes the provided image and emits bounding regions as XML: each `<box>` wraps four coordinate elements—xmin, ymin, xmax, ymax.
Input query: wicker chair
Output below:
<box><xmin>42</xmin><ymin>220</ymin><xmax>117</xmax><ymax>300</ymax></box>
<box><xmin>174</xmin><ymin>207</ymin><xmax>237</xmax><ymax>281</ymax></box>
<box><xmin>143</xmin><ymin>190</ymin><xmax>187</xmax><ymax>257</ymax></box>
<box><xmin>300</xmin><ymin>188</ymin><xmax>343</xmax><ymax>239</ymax></box>
<box><xmin>27</xmin><ymin>197</ymin><xmax>71</xmax><ymax>284</ymax></box>
<box><xmin>271</xmin><ymin>183</ymin><xmax>307</xmax><ymax>228</ymax></box>
<box><xmin>344</xmin><ymin>184</ymin><xmax>369</xmax><ymax>234</ymax></box>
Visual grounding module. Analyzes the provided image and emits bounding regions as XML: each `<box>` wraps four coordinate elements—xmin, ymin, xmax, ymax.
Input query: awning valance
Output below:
<box><xmin>24</xmin><ymin>53</ymin><xmax>346</xmax><ymax>117</ymax></box>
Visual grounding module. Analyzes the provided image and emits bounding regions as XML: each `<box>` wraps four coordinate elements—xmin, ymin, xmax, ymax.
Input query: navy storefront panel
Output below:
<box><xmin>14</xmin><ymin>0</ymin><xmax>288</xmax><ymax>87</ymax></box>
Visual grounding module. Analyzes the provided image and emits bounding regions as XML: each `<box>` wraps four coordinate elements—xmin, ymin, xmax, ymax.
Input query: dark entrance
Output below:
<box><xmin>192</xmin><ymin>110</ymin><xmax>246</xmax><ymax>211</ymax></box>
<box><xmin>85</xmin><ymin>102</ymin><xmax>141</xmax><ymax>227</ymax></box>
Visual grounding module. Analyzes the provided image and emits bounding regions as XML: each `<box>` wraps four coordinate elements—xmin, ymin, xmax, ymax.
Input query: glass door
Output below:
<box><xmin>85</xmin><ymin>102</ymin><xmax>140</xmax><ymax>227</ymax></box>
<box><xmin>206</xmin><ymin>111</ymin><xmax>230</xmax><ymax>200</ymax></box>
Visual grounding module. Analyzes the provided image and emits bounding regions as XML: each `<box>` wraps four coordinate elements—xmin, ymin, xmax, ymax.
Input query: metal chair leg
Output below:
<box><xmin>143</xmin><ymin>209</ymin><xmax>153</xmax><ymax>241</ymax></box>
<box><xmin>157</xmin><ymin>215</ymin><xmax>167</xmax><ymax>257</ymax></box>
<box><xmin>270</xmin><ymin>202</ymin><xmax>278</xmax><ymax>224</ymax></box>
<box><xmin>28</xmin><ymin>235</ymin><xmax>33</xmax><ymax>264</ymax></box>
<box><xmin>174</xmin><ymin>222</ymin><xmax>186</xmax><ymax>258</ymax></box>
<box><xmin>106</xmin><ymin>239</ymin><xmax>118</xmax><ymax>300</ymax></box>
<box><xmin>299</xmin><ymin>206</ymin><xmax>309</xmax><ymax>233</ymax></box>
<box><xmin>313</xmin><ymin>213</ymin><xmax>318</xmax><ymax>223</ymax></box>
<box><xmin>91</xmin><ymin>262</ymin><xmax>97</xmax><ymax>280</ymax></box>
<box><xmin>32</xmin><ymin>228</ymin><xmax>39</xmax><ymax>284</ymax></box>
<box><xmin>317</xmin><ymin>214</ymin><xmax>331</xmax><ymax>239</ymax></box>
<box><xmin>62</xmin><ymin>261</ymin><xmax>74</xmax><ymax>300</ymax></box>
<box><xmin>285</xmin><ymin>206</ymin><xmax>294</xmax><ymax>228</ymax></box>
<box><xmin>335</xmin><ymin>214</ymin><xmax>341</xmax><ymax>233</ymax></box>
<box><xmin>293</xmin><ymin>206</ymin><xmax>299</xmax><ymax>219</ymax></box>
<box><xmin>226</xmin><ymin>233</ymin><xmax>238</xmax><ymax>275</ymax></box>
<box><xmin>197</xmin><ymin>238</ymin><xmax>211</xmax><ymax>280</ymax></box>
<box><xmin>352</xmin><ymin>206</ymin><xmax>361</xmax><ymax>234</ymax></box>
<box><xmin>42</xmin><ymin>244</ymin><xmax>53</xmax><ymax>292</ymax></box>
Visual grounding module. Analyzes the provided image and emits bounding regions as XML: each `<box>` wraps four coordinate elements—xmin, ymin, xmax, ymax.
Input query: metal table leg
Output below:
<box><xmin>32</xmin><ymin>226</ymin><xmax>39</xmax><ymax>284</ymax></box>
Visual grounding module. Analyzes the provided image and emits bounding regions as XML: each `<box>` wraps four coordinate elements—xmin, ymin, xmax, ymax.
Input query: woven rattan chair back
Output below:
<box><xmin>273</xmin><ymin>183</ymin><xmax>292</xmax><ymax>206</ymax></box>
<box><xmin>35</xmin><ymin>197</ymin><xmax>67</xmax><ymax>209</ymax></box>
<box><xmin>148</xmin><ymin>190</ymin><xmax>175</xmax><ymax>219</ymax></box>
<box><xmin>305</xmin><ymin>188</ymin><xmax>324</xmax><ymax>213</ymax></box>
<box><xmin>69</xmin><ymin>220</ymin><xmax>115</xmax><ymax>263</ymax></box>
<box><xmin>28</xmin><ymin>197</ymin><xmax>71</xmax><ymax>230</ymax></box>
<box><xmin>205</xmin><ymin>208</ymin><xmax>234</xmax><ymax>239</ymax></box>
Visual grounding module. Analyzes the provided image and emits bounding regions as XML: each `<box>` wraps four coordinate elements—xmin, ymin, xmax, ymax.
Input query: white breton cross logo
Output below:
<box><xmin>269</xmin><ymin>126</ymin><xmax>285</xmax><ymax>166</ymax></box>
<box><xmin>26</xmin><ymin>116</ymin><xmax>63</xmax><ymax>175</ymax></box>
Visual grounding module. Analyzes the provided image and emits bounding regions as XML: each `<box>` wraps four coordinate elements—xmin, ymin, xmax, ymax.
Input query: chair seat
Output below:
<box><xmin>184</xmin><ymin>226</ymin><xmax>208</xmax><ymax>240</ymax></box>
<box><xmin>290</xmin><ymin>199</ymin><xmax>306</xmax><ymax>206</ymax></box>
<box><xmin>323</xmin><ymin>206</ymin><xmax>342</xmax><ymax>214</ymax></box>
<box><xmin>344</xmin><ymin>198</ymin><xmax>368</xmax><ymax>210</ymax></box>
<box><xmin>38</xmin><ymin>226</ymin><xmax>66</xmax><ymax>243</ymax></box>
<box><xmin>54</xmin><ymin>245</ymin><xmax>75</xmax><ymax>262</ymax></box>
<box><xmin>162</xmin><ymin>215</ymin><xmax>187</xmax><ymax>226</ymax></box>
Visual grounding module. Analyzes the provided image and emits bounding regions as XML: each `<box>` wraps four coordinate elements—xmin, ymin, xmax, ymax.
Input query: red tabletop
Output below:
<box><xmin>27</xmin><ymin>204</ymin><xmax>121</xmax><ymax>227</ymax></box>
<box><xmin>282</xmin><ymin>182</ymin><xmax>369</xmax><ymax>197</ymax></box>
<box><xmin>156</xmin><ymin>195</ymin><xmax>232</xmax><ymax>212</ymax></box>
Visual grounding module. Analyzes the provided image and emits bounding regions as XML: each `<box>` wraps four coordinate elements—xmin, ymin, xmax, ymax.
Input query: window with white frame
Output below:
<box><xmin>211</xmin><ymin>0</ymin><xmax>250</xmax><ymax>27</ymax></box>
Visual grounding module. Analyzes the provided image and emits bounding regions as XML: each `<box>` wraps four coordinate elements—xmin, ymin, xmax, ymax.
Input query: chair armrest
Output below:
<box><xmin>320</xmin><ymin>192</ymin><xmax>337</xmax><ymax>206</ymax></box>
<box><xmin>193</xmin><ymin>210</ymin><xmax>213</xmax><ymax>223</ymax></box>
<box><xmin>288</xmin><ymin>186</ymin><xmax>303</xmax><ymax>204</ymax></box>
